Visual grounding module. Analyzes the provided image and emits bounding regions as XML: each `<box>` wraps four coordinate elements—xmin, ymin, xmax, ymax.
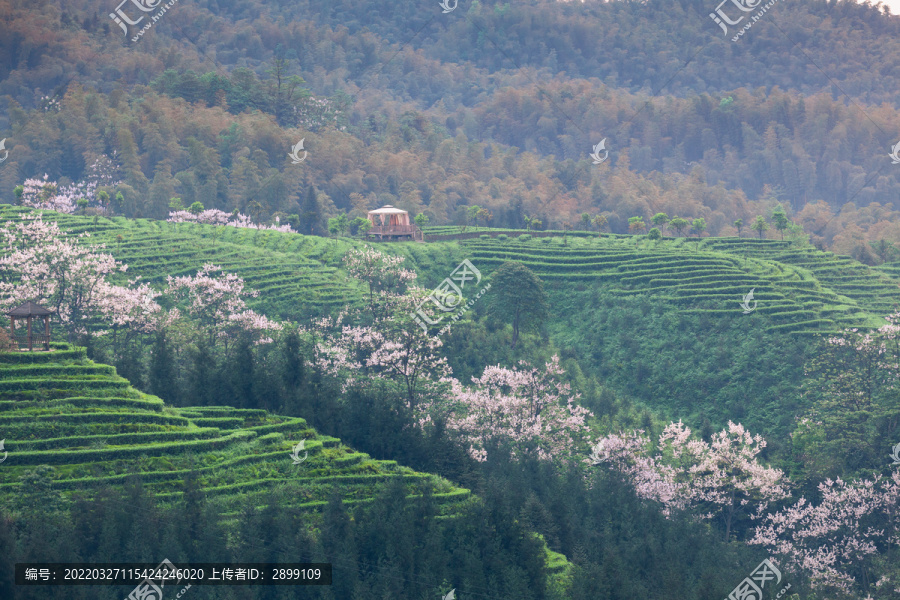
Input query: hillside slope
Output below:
<box><xmin>448</xmin><ymin>233</ymin><xmax>900</xmax><ymax>335</ymax></box>
<box><xmin>0</xmin><ymin>344</ymin><xmax>471</xmax><ymax>525</ymax></box>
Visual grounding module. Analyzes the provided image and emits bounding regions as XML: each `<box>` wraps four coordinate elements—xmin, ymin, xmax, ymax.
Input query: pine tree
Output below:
<box><xmin>488</xmin><ymin>261</ymin><xmax>549</xmax><ymax>348</ymax></box>
<box><xmin>301</xmin><ymin>185</ymin><xmax>322</xmax><ymax>235</ymax></box>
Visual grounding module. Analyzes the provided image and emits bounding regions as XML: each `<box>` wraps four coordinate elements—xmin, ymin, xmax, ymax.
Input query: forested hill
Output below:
<box><xmin>3</xmin><ymin>0</ymin><xmax>900</xmax><ymax>259</ymax></box>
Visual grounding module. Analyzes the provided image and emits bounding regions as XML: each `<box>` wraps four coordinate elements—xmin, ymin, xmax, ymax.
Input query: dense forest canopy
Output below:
<box><xmin>1</xmin><ymin>0</ymin><xmax>900</xmax><ymax>258</ymax></box>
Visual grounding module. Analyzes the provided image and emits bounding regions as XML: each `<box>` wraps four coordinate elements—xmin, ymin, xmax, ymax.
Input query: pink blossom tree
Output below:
<box><xmin>794</xmin><ymin>314</ymin><xmax>900</xmax><ymax>479</ymax></box>
<box><xmin>749</xmin><ymin>471</ymin><xmax>900</xmax><ymax>597</ymax></box>
<box><xmin>592</xmin><ymin>421</ymin><xmax>789</xmax><ymax>540</ymax></box>
<box><xmin>167</xmin><ymin>209</ymin><xmax>293</xmax><ymax>232</ymax></box>
<box><xmin>588</xmin><ymin>429</ymin><xmax>686</xmax><ymax>515</ymax></box>
<box><xmin>300</xmin><ymin>290</ymin><xmax>450</xmax><ymax>407</ymax></box>
<box><xmin>165</xmin><ymin>264</ymin><xmax>281</xmax><ymax>348</ymax></box>
<box><xmin>416</xmin><ymin>356</ymin><xmax>594</xmax><ymax>463</ymax></box>
<box><xmin>15</xmin><ymin>159</ymin><xmax>120</xmax><ymax>215</ymax></box>
<box><xmin>0</xmin><ymin>216</ymin><xmax>161</xmax><ymax>345</ymax></box>
<box><xmin>343</xmin><ymin>246</ymin><xmax>417</xmax><ymax>313</ymax></box>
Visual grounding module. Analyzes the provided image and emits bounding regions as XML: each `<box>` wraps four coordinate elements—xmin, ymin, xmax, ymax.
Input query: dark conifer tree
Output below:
<box><xmin>149</xmin><ymin>330</ymin><xmax>176</xmax><ymax>403</ymax></box>
<box><xmin>301</xmin><ymin>186</ymin><xmax>322</xmax><ymax>235</ymax></box>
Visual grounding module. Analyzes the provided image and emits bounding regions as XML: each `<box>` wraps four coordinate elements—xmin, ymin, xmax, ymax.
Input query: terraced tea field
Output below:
<box><xmin>0</xmin><ymin>206</ymin><xmax>365</xmax><ymax>322</ymax></box>
<box><xmin>455</xmin><ymin>234</ymin><xmax>900</xmax><ymax>335</ymax></box>
<box><xmin>6</xmin><ymin>205</ymin><xmax>897</xmax><ymax>336</ymax></box>
<box><xmin>0</xmin><ymin>344</ymin><xmax>471</xmax><ymax>525</ymax></box>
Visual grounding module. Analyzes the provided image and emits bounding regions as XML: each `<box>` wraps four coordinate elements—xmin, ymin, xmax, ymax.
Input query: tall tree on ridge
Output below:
<box><xmin>488</xmin><ymin>261</ymin><xmax>549</xmax><ymax>348</ymax></box>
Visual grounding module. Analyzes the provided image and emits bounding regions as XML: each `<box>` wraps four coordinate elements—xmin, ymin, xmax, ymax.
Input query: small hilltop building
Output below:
<box><xmin>366</xmin><ymin>206</ymin><xmax>423</xmax><ymax>241</ymax></box>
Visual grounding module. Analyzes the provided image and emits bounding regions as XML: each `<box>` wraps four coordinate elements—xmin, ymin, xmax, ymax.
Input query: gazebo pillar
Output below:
<box><xmin>26</xmin><ymin>316</ymin><xmax>32</xmax><ymax>352</ymax></box>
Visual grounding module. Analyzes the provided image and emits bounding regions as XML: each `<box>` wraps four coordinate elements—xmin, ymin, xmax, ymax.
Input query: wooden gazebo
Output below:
<box><xmin>7</xmin><ymin>301</ymin><xmax>52</xmax><ymax>351</ymax></box>
<box><xmin>366</xmin><ymin>206</ymin><xmax>423</xmax><ymax>241</ymax></box>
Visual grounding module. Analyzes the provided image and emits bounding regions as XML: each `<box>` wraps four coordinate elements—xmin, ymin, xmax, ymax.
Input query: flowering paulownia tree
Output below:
<box><xmin>15</xmin><ymin>158</ymin><xmax>120</xmax><ymax>214</ymax></box>
<box><xmin>16</xmin><ymin>176</ymin><xmax>84</xmax><ymax>213</ymax></box>
<box><xmin>750</xmin><ymin>471</ymin><xmax>900</xmax><ymax>596</ymax></box>
<box><xmin>0</xmin><ymin>216</ymin><xmax>161</xmax><ymax>343</ymax></box>
<box><xmin>416</xmin><ymin>356</ymin><xmax>594</xmax><ymax>463</ymax></box>
<box><xmin>592</xmin><ymin>421</ymin><xmax>789</xmax><ymax>539</ymax></box>
<box><xmin>301</xmin><ymin>289</ymin><xmax>450</xmax><ymax>406</ymax></box>
<box><xmin>343</xmin><ymin>246</ymin><xmax>417</xmax><ymax>311</ymax></box>
<box><xmin>165</xmin><ymin>264</ymin><xmax>282</xmax><ymax>347</ymax></box>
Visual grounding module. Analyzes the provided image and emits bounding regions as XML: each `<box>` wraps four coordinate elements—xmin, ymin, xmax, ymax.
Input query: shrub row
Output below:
<box><xmin>0</xmin><ymin>364</ymin><xmax>115</xmax><ymax>378</ymax></box>
<box><xmin>41</xmin><ymin>447</ymin><xmax>300</xmax><ymax>491</ymax></box>
<box><xmin>6</xmin><ymin>430</ymin><xmax>255</xmax><ymax>465</ymax></box>
<box><xmin>0</xmin><ymin>348</ymin><xmax>87</xmax><ymax>364</ymax></box>
<box><xmin>243</xmin><ymin>418</ymin><xmax>309</xmax><ymax>436</ymax></box>
<box><xmin>6</xmin><ymin>428</ymin><xmax>222</xmax><ymax>451</ymax></box>
<box><xmin>184</xmin><ymin>406</ymin><xmax>268</xmax><ymax>416</ymax></box>
<box><xmin>189</xmin><ymin>417</ymin><xmax>247</xmax><ymax>428</ymax></box>
<box><xmin>0</xmin><ymin>411</ymin><xmax>191</xmax><ymax>425</ymax></box>
<box><xmin>0</xmin><ymin>378</ymin><xmax>129</xmax><ymax>392</ymax></box>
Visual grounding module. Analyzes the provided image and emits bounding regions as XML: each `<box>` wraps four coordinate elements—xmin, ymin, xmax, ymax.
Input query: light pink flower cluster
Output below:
<box><xmin>593</xmin><ymin>421</ymin><xmax>789</xmax><ymax>528</ymax></box>
<box><xmin>18</xmin><ymin>175</ymin><xmax>87</xmax><ymax>213</ymax></box>
<box><xmin>299</xmin><ymin>295</ymin><xmax>450</xmax><ymax>401</ymax></box>
<box><xmin>343</xmin><ymin>246</ymin><xmax>417</xmax><ymax>303</ymax></box>
<box><xmin>0</xmin><ymin>216</ymin><xmax>160</xmax><ymax>337</ymax></box>
<box><xmin>418</xmin><ymin>356</ymin><xmax>593</xmax><ymax>463</ymax></box>
<box><xmin>166</xmin><ymin>263</ymin><xmax>282</xmax><ymax>345</ymax></box>
<box><xmin>826</xmin><ymin>314</ymin><xmax>900</xmax><ymax>385</ymax></box>
<box><xmin>591</xmin><ymin>429</ymin><xmax>687</xmax><ymax>515</ymax></box>
<box><xmin>167</xmin><ymin>209</ymin><xmax>294</xmax><ymax>232</ymax></box>
<box><xmin>18</xmin><ymin>158</ymin><xmax>121</xmax><ymax>214</ymax></box>
<box><xmin>750</xmin><ymin>471</ymin><xmax>900</xmax><ymax>594</ymax></box>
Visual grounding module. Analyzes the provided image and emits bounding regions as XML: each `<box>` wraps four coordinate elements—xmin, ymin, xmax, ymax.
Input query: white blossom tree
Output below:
<box><xmin>592</xmin><ymin>421</ymin><xmax>789</xmax><ymax>540</ymax></box>
<box><xmin>417</xmin><ymin>356</ymin><xmax>594</xmax><ymax>463</ymax></box>
<box><xmin>165</xmin><ymin>263</ymin><xmax>282</xmax><ymax>348</ymax></box>
<box><xmin>750</xmin><ymin>471</ymin><xmax>900</xmax><ymax>596</ymax></box>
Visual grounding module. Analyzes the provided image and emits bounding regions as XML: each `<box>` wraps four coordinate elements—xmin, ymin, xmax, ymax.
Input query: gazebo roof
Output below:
<box><xmin>368</xmin><ymin>205</ymin><xmax>408</xmax><ymax>215</ymax></box>
<box><xmin>6</xmin><ymin>301</ymin><xmax>52</xmax><ymax>317</ymax></box>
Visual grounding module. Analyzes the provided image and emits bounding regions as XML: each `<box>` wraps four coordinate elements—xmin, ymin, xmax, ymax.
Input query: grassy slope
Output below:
<box><xmin>25</xmin><ymin>207</ymin><xmax>897</xmax><ymax>338</ymax></box>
